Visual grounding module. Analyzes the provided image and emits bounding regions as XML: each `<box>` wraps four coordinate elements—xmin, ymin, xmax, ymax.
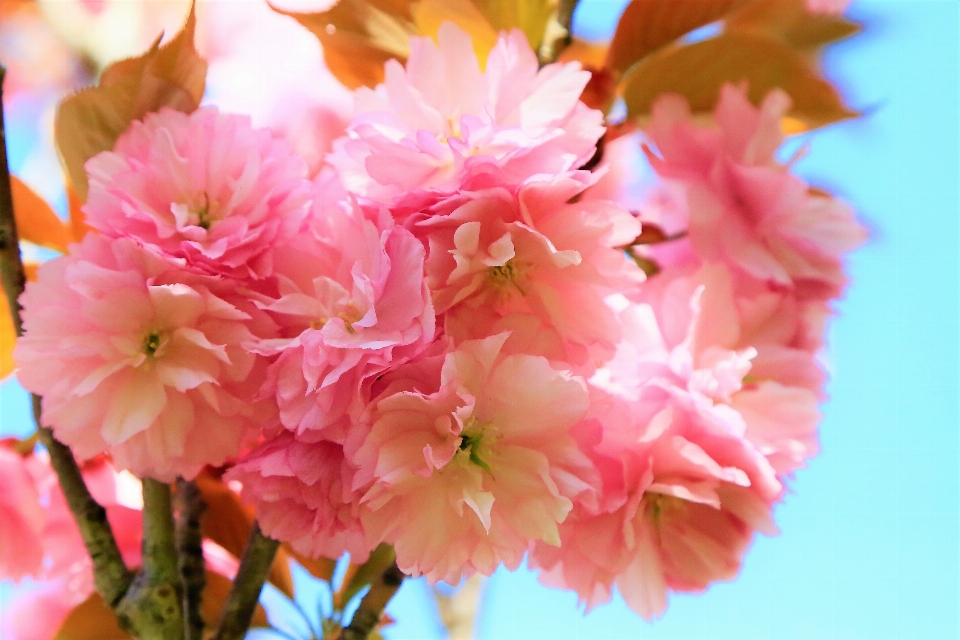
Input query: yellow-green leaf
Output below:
<box><xmin>413</xmin><ymin>0</ymin><xmax>499</xmax><ymax>62</ymax></box>
<box><xmin>337</xmin><ymin>543</ymin><xmax>395</xmax><ymax>609</ymax></box>
<box><xmin>272</xmin><ymin>0</ymin><xmax>417</xmax><ymax>89</ymax></box>
<box><xmin>11</xmin><ymin>176</ymin><xmax>70</xmax><ymax>253</ymax></box>
<box><xmin>606</xmin><ymin>0</ymin><xmax>749</xmax><ymax>75</ymax></box>
<box><xmin>194</xmin><ymin>474</ymin><xmax>295</xmax><ymax>599</ymax></box>
<box><xmin>469</xmin><ymin>0</ymin><xmax>558</xmax><ymax>51</ymax></box>
<box><xmin>621</xmin><ymin>32</ymin><xmax>857</xmax><ymax>129</ymax></box>
<box><xmin>54</xmin><ymin>2</ymin><xmax>206</xmax><ymax>202</ymax></box>
<box><xmin>726</xmin><ymin>0</ymin><xmax>860</xmax><ymax>51</ymax></box>
<box><xmin>1</xmin><ymin>296</ymin><xmax>16</xmax><ymax>380</ymax></box>
<box><xmin>54</xmin><ymin>594</ymin><xmax>129</xmax><ymax>640</ymax></box>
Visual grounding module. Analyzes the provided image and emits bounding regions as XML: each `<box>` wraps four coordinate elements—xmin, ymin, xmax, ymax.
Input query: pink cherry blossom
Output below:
<box><xmin>254</xmin><ymin>178</ymin><xmax>435</xmax><ymax>440</ymax></box>
<box><xmin>84</xmin><ymin>106</ymin><xmax>311</xmax><ymax>279</ymax></box>
<box><xmin>644</xmin><ymin>85</ymin><xmax>866</xmax><ymax>295</ymax></box>
<box><xmin>415</xmin><ymin>173</ymin><xmax>642</xmax><ymax>370</ymax></box>
<box><xmin>15</xmin><ymin>234</ymin><xmax>265</xmax><ymax>480</ymax></box>
<box><xmin>328</xmin><ymin>22</ymin><xmax>604</xmax><ymax>206</ymax></box>
<box><xmin>226</xmin><ymin>431</ymin><xmax>373</xmax><ymax>562</ymax></box>
<box><xmin>533</xmin><ymin>375</ymin><xmax>780</xmax><ymax>619</ymax></box>
<box><xmin>0</xmin><ymin>442</ymin><xmax>48</xmax><ymax>581</ymax></box>
<box><xmin>353</xmin><ymin>334</ymin><xmax>598</xmax><ymax>584</ymax></box>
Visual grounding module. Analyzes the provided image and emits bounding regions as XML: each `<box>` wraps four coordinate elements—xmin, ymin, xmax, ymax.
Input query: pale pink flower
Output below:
<box><xmin>353</xmin><ymin>334</ymin><xmax>598</xmax><ymax>584</ymax></box>
<box><xmin>255</xmin><ymin>180</ymin><xmax>435</xmax><ymax>440</ymax></box>
<box><xmin>644</xmin><ymin>85</ymin><xmax>866</xmax><ymax>295</ymax></box>
<box><xmin>328</xmin><ymin>22</ymin><xmax>604</xmax><ymax>205</ymax></box>
<box><xmin>0</xmin><ymin>442</ymin><xmax>48</xmax><ymax>581</ymax></box>
<box><xmin>15</xmin><ymin>234</ymin><xmax>264</xmax><ymax>480</ymax></box>
<box><xmin>533</xmin><ymin>378</ymin><xmax>780</xmax><ymax>620</ymax></box>
<box><xmin>226</xmin><ymin>432</ymin><xmax>372</xmax><ymax>562</ymax></box>
<box><xmin>84</xmin><ymin>106</ymin><xmax>311</xmax><ymax>279</ymax></box>
<box><xmin>417</xmin><ymin>174</ymin><xmax>642</xmax><ymax>370</ymax></box>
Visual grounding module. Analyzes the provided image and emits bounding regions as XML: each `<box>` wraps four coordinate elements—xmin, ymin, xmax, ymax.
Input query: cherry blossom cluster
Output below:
<box><xmin>13</xmin><ymin>23</ymin><xmax>864</xmax><ymax>618</ymax></box>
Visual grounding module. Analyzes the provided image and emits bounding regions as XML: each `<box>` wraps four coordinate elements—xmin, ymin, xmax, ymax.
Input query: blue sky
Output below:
<box><xmin>2</xmin><ymin>1</ymin><xmax>957</xmax><ymax>639</ymax></box>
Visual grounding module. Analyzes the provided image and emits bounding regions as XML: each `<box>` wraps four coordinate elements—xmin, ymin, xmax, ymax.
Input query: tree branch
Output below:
<box><xmin>115</xmin><ymin>480</ymin><xmax>184</xmax><ymax>639</ymax></box>
<box><xmin>212</xmin><ymin>522</ymin><xmax>279</xmax><ymax>640</ymax></box>
<box><xmin>0</xmin><ymin>65</ymin><xmax>135</xmax><ymax>611</ymax></box>
<box><xmin>176</xmin><ymin>478</ymin><xmax>207</xmax><ymax>640</ymax></box>
<box><xmin>337</xmin><ymin>560</ymin><xmax>405</xmax><ymax>640</ymax></box>
<box><xmin>538</xmin><ymin>0</ymin><xmax>581</xmax><ymax>65</ymax></box>
<box><xmin>36</xmin><ymin>419</ymin><xmax>134</xmax><ymax>606</ymax></box>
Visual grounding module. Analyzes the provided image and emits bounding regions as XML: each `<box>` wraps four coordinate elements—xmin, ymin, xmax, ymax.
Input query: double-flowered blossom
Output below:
<box><xmin>354</xmin><ymin>334</ymin><xmax>598</xmax><ymax>584</ymax></box>
<box><xmin>328</xmin><ymin>22</ymin><xmax>604</xmax><ymax>206</ymax></box>
<box><xmin>16</xmin><ymin>234</ymin><xmax>265</xmax><ymax>480</ymax></box>
<box><xmin>417</xmin><ymin>173</ymin><xmax>643</xmax><ymax>370</ymax></box>
<box><xmin>533</xmin><ymin>294</ymin><xmax>781</xmax><ymax>619</ymax></box>
<box><xmin>254</xmin><ymin>175</ymin><xmax>435</xmax><ymax>440</ymax></box>
<box><xmin>84</xmin><ymin>106</ymin><xmax>311</xmax><ymax>280</ymax></box>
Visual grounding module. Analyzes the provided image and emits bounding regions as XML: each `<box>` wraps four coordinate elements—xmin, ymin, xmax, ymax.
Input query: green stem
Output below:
<box><xmin>212</xmin><ymin>522</ymin><xmax>279</xmax><ymax>640</ymax></box>
<box><xmin>177</xmin><ymin>479</ymin><xmax>207</xmax><ymax>640</ymax></box>
<box><xmin>336</xmin><ymin>561</ymin><xmax>405</xmax><ymax>640</ymax></box>
<box><xmin>115</xmin><ymin>480</ymin><xmax>184</xmax><ymax>639</ymax></box>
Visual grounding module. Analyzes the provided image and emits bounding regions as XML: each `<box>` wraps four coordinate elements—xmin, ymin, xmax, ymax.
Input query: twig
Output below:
<box><xmin>212</xmin><ymin>522</ymin><xmax>280</xmax><ymax>640</ymax></box>
<box><xmin>115</xmin><ymin>480</ymin><xmax>185</xmax><ymax>639</ymax></box>
<box><xmin>177</xmin><ymin>479</ymin><xmax>207</xmax><ymax>640</ymax></box>
<box><xmin>0</xmin><ymin>65</ymin><xmax>134</xmax><ymax>610</ymax></box>
<box><xmin>538</xmin><ymin>0</ymin><xmax>581</xmax><ymax>65</ymax></box>
<box><xmin>0</xmin><ymin>67</ymin><xmax>24</xmax><ymax>337</ymax></box>
<box><xmin>336</xmin><ymin>561</ymin><xmax>405</xmax><ymax>640</ymax></box>
<box><xmin>36</xmin><ymin>420</ymin><xmax>134</xmax><ymax>606</ymax></box>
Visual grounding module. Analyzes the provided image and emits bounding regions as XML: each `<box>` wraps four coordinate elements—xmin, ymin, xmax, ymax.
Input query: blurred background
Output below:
<box><xmin>0</xmin><ymin>0</ymin><xmax>957</xmax><ymax>638</ymax></box>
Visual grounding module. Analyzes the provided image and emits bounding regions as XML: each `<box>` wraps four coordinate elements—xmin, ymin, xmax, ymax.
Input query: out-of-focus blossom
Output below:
<box><xmin>0</xmin><ymin>442</ymin><xmax>48</xmax><ymax>581</ymax></box>
<box><xmin>644</xmin><ymin>85</ymin><xmax>865</xmax><ymax>297</ymax></box>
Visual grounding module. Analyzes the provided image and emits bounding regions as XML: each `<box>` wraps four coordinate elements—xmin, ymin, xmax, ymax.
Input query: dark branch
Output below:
<box><xmin>337</xmin><ymin>561</ymin><xmax>405</xmax><ymax>640</ymax></box>
<box><xmin>212</xmin><ymin>522</ymin><xmax>279</xmax><ymax>640</ymax></box>
<box><xmin>177</xmin><ymin>479</ymin><xmax>207</xmax><ymax>640</ymax></box>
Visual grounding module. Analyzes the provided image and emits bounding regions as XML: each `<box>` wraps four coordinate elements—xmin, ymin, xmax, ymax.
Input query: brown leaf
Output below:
<box><xmin>1</xmin><ymin>296</ymin><xmax>16</xmax><ymax>380</ymax></box>
<box><xmin>54</xmin><ymin>594</ymin><xmax>130</xmax><ymax>640</ymax></box>
<box><xmin>726</xmin><ymin>0</ymin><xmax>860</xmax><ymax>51</ymax></box>
<box><xmin>11</xmin><ymin>176</ymin><xmax>70</xmax><ymax>253</ymax></box>
<box><xmin>621</xmin><ymin>32</ymin><xmax>857</xmax><ymax>129</ymax></box>
<box><xmin>67</xmin><ymin>184</ymin><xmax>91</xmax><ymax>242</ymax></box>
<box><xmin>194</xmin><ymin>474</ymin><xmax>295</xmax><ymax>599</ymax></box>
<box><xmin>54</xmin><ymin>2</ymin><xmax>206</xmax><ymax>202</ymax></box>
<box><xmin>558</xmin><ymin>37</ymin><xmax>609</xmax><ymax>68</ymax></box>
<box><xmin>606</xmin><ymin>0</ymin><xmax>749</xmax><ymax>75</ymax></box>
<box><xmin>272</xmin><ymin>0</ymin><xmax>417</xmax><ymax>89</ymax></box>
<box><xmin>203</xmin><ymin>570</ymin><xmax>270</xmax><ymax>631</ymax></box>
